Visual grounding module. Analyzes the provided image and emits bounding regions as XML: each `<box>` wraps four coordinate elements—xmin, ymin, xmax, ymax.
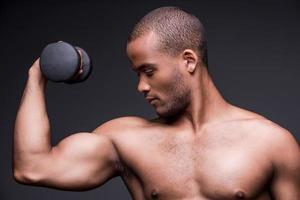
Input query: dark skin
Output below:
<box><xmin>14</xmin><ymin>31</ymin><xmax>300</xmax><ymax>199</ymax></box>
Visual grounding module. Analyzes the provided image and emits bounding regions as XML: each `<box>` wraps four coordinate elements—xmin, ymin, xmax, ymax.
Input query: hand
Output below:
<box><xmin>28</xmin><ymin>58</ymin><xmax>47</xmax><ymax>85</ymax></box>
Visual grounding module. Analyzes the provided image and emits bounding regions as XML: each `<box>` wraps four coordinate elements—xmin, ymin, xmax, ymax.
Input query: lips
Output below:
<box><xmin>145</xmin><ymin>96</ymin><xmax>157</xmax><ymax>103</ymax></box>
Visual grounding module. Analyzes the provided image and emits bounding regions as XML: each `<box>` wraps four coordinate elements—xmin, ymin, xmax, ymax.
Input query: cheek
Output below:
<box><xmin>153</xmin><ymin>72</ymin><xmax>174</xmax><ymax>92</ymax></box>
<box><xmin>154</xmin><ymin>69</ymin><xmax>184</xmax><ymax>99</ymax></box>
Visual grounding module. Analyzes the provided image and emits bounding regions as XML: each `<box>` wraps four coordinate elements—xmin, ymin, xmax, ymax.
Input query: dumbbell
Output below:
<box><xmin>40</xmin><ymin>41</ymin><xmax>92</xmax><ymax>84</ymax></box>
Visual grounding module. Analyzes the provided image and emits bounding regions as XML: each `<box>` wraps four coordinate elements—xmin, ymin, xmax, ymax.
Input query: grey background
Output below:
<box><xmin>1</xmin><ymin>0</ymin><xmax>299</xmax><ymax>199</ymax></box>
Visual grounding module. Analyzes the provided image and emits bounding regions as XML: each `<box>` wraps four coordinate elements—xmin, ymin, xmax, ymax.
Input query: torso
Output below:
<box><xmin>104</xmin><ymin>109</ymin><xmax>277</xmax><ymax>200</ymax></box>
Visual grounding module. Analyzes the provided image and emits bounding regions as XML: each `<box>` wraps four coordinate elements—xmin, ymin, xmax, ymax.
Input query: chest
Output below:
<box><xmin>116</xmin><ymin>133</ymin><xmax>273</xmax><ymax>199</ymax></box>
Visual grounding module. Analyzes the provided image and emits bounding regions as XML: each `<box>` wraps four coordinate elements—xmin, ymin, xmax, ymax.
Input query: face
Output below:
<box><xmin>127</xmin><ymin>32</ymin><xmax>191</xmax><ymax>118</ymax></box>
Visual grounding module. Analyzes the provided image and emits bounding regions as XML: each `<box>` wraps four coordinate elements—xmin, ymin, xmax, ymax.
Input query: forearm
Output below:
<box><xmin>14</xmin><ymin>64</ymin><xmax>51</xmax><ymax>172</ymax></box>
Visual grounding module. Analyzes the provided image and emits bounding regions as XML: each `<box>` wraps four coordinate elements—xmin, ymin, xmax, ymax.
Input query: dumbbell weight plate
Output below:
<box><xmin>40</xmin><ymin>41</ymin><xmax>80</xmax><ymax>82</ymax></box>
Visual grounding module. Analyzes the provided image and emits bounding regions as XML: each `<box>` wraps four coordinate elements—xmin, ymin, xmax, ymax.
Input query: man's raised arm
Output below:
<box><xmin>13</xmin><ymin>59</ymin><xmax>120</xmax><ymax>190</ymax></box>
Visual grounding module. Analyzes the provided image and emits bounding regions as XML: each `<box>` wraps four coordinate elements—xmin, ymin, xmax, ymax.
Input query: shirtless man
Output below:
<box><xmin>13</xmin><ymin>6</ymin><xmax>299</xmax><ymax>200</ymax></box>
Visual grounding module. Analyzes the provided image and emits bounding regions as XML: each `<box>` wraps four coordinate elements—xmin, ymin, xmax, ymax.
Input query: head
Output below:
<box><xmin>127</xmin><ymin>6</ymin><xmax>208</xmax><ymax>118</ymax></box>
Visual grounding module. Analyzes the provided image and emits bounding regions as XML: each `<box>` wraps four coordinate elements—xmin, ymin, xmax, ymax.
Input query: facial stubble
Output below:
<box><xmin>157</xmin><ymin>68</ymin><xmax>191</xmax><ymax>118</ymax></box>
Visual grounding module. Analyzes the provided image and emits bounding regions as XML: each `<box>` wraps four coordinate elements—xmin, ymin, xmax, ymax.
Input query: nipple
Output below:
<box><xmin>151</xmin><ymin>189</ymin><xmax>159</xmax><ymax>199</ymax></box>
<box><xmin>235</xmin><ymin>190</ymin><xmax>245</xmax><ymax>199</ymax></box>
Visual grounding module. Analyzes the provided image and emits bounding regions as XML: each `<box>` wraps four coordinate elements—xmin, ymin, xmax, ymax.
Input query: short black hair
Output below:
<box><xmin>128</xmin><ymin>6</ymin><xmax>208</xmax><ymax>67</ymax></box>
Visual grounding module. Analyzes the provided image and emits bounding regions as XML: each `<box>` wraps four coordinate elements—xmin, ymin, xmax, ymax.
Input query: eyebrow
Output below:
<box><xmin>132</xmin><ymin>63</ymin><xmax>156</xmax><ymax>72</ymax></box>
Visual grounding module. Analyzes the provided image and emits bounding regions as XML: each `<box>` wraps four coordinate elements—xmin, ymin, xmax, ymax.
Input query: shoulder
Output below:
<box><xmin>229</xmin><ymin>105</ymin><xmax>299</xmax><ymax>157</ymax></box>
<box><xmin>256</xmin><ymin>120</ymin><xmax>300</xmax><ymax>187</ymax></box>
<box><xmin>92</xmin><ymin>116</ymin><xmax>150</xmax><ymax>136</ymax></box>
<box><xmin>236</xmin><ymin>114</ymin><xmax>300</xmax><ymax>176</ymax></box>
<box><xmin>247</xmin><ymin>118</ymin><xmax>300</xmax><ymax>166</ymax></box>
<box><xmin>264</xmin><ymin>121</ymin><xmax>300</xmax><ymax>166</ymax></box>
<box><xmin>251</xmin><ymin>118</ymin><xmax>299</xmax><ymax>147</ymax></box>
<box><xmin>230</xmin><ymin>106</ymin><xmax>299</xmax><ymax>149</ymax></box>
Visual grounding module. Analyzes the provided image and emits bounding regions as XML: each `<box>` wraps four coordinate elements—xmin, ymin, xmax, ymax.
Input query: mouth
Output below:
<box><xmin>145</xmin><ymin>97</ymin><xmax>157</xmax><ymax>104</ymax></box>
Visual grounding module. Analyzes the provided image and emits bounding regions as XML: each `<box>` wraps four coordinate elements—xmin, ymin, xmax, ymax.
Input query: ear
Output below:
<box><xmin>182</xmin><ymin>49</ymin><xmax>198</xmax><ymax>74</ymax></box>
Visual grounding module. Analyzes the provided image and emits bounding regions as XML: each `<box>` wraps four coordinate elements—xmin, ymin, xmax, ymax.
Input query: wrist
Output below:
<box><xmin>27</xmin><ymin>71</ymin><xmax>48</xmax><ymax>89</ymax></box>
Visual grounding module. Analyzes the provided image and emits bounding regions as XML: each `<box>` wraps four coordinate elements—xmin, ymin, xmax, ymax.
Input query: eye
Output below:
<box><xmin>144</xmin><ymin>69</ymin><xmax>154</xmax><ymax>77</ymax></box>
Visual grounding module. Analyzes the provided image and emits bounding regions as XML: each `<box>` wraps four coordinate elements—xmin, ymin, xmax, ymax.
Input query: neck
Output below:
<box><xmin>169</xmin><ymin>67</ymin><xmax>231</xmax><ymax>132</ymax></box>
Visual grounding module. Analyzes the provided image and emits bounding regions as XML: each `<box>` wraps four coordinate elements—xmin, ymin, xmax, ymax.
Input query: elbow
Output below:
<box><xmin>13</xmin><ymin>169</ymin><xmax>41</xmax><ymax>184</ymax></box>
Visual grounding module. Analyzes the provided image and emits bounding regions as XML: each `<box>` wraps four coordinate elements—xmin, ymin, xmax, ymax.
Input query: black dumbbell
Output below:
<box><xmin>40</xmin><ymin>41</ymin><xmax>92</xmax><ymax>84</ymax></box>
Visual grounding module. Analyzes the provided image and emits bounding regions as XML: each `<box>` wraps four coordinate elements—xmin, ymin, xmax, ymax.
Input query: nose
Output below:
<box><xmin>137</xmin><ymin>78</ymin><xmax>151</xmax><ymax>93</ymax></box>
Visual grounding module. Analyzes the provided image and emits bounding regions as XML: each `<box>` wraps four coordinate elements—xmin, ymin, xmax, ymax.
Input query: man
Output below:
<box><xmin>13</xmin><ymin>6</ymin><xmax>299</xmax><ymax>200</ymax></box>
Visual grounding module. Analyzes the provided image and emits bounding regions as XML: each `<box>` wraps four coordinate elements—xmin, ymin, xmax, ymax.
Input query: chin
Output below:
<box><xmin>155</xmin><ymin>106</ymin><xmax>181</xmax><ymax>119</ymax></box>
<box><xmin>155</xmin><ymin>99</ymin><xmax>189</xmax><ymax>119</ymax></box>
<box><xmin>155</xmin><ymin>106</ymin><xmax>168</xmax><ymax>117</ymax></box>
